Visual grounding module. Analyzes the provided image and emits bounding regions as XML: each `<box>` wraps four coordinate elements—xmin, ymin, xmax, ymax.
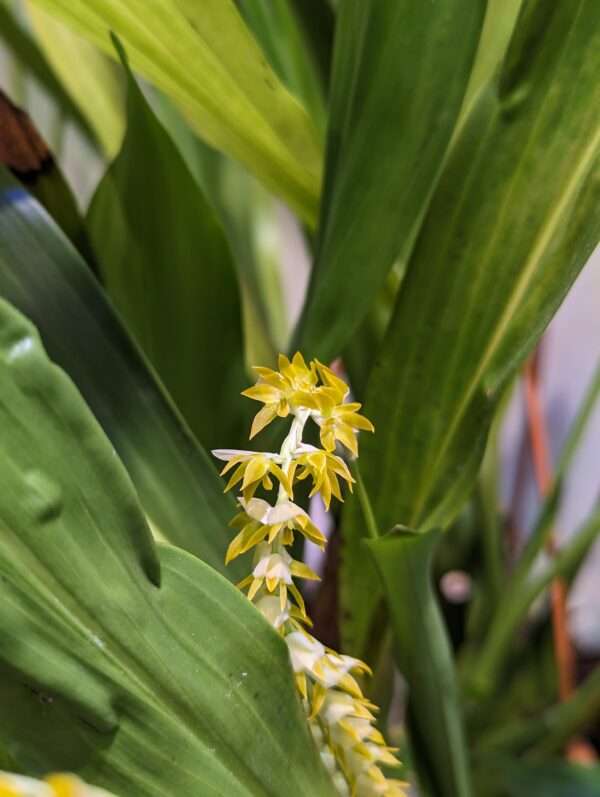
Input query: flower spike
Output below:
<box><xmin>213</xmin><ymin>355</ymin><xmax>405</xmax><ymax>797</ymax></box>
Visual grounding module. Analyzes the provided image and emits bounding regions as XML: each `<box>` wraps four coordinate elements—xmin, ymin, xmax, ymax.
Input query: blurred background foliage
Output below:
<box><xmin>0</xmin><ymin>0</ymin><xmax>599</xmax><ymax>795</ymax></box>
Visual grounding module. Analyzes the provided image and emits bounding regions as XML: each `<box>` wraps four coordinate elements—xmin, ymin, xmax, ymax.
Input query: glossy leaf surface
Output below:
<box><xmin>0</xmin><ymin>167</ymin><xmax>240</xmax><ymax>576</ymax></box>
<box><xmin>0</xmin><ymin>298</ymin><xmax>335</xmax><ymax>797</ymax></box>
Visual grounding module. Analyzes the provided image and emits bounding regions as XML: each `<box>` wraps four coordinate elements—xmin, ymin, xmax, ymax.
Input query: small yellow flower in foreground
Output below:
<box><xmin>225</xmin><ymin>498</ymin><xmax>326</xmax><ymax>564</ymax></box>
<box><xmin>215</xmin><ymin>451</ymin><xmax>293</xmax><ymax>500</ymax></box>
<box><xmin>242</xmin><ymin>353</ymin><xmax>319</xmax><ymax>438</ymax></box>
<box><xmin>317</xmin><ymin>401</ymin><xmax>375</xmax><ymax>457</ymax></box>
<box><xmin>292</xmin><ymin>448</ymin><xmax>355</xmax><ymax>510</ymax></box>
<box><xmin>0</xmin><ymin>773</ymin><xmax>115</xmax><ymax>797</ymax></box>
<box><xmin>214</xmin><ymin>354</ymin><xmax>405</xmax><ymax>797</ymax></box>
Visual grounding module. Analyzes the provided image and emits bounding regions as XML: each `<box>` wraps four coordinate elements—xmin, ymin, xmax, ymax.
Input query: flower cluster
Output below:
<box><xmin>0</xmin><ymin>772</ymin><xmax>115</xmax><ymax>797</ymax></box>
<box><xmin>213</xmin><ymin>354</ymin><xmax>406</xmax><ymax>797</ymax></box>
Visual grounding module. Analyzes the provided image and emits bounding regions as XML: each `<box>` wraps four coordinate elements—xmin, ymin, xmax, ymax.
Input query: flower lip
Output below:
<box><xmin>239</xmin><ymin>497</ymin><xmax>306</xmax><ymax>525</ymax></box>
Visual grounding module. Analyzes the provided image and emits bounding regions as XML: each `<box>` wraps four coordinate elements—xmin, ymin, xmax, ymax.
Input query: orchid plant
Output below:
<box><xmin>0</xmin><ymin>1</ymin><xmax>599</xmax><ymax>797</ymax></box>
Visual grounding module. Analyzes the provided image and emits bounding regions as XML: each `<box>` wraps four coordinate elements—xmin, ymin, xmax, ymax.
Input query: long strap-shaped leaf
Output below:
<box><xmin>367</xmin><ymin>529</ymin><xmax>472</xmax><ymax>797</ymax></box>
<box><xmin>361</xmin><ymin>0</ymin><xmax>600</xmax><ymax>535</ymax></box>
<box><xmin>87</xmin><ymin>42</ymin><xmax>249</xmax><ymax>453</ymax></box>
<box><xmin>27</xmin><ymin>0</ymin><xmax>322</xmax><ymax>224</ymax></box>
<box><xmin>0</xmin><ymin>166</ymin><xmax>241</xmax><ymax>578</ymax></box>
<box><xmin>0</xmin><ymin>298</ymin><xmax>336</xmax><ymax>797</ymax></box>
<box><xmin>293</xmin><ymin>0</ymin><xmax>486</xmax><ymax>361</ymax></box>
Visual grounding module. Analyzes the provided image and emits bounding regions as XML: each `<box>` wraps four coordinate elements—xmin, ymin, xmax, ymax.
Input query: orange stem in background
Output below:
<box><xmin>523</xmin><ymin>354</ymin><xmax>596</xmax><ymax>762</ymax></box>
<box><xmin>523</xmin><ymin>354</ymin><xmax>575</xmax><ymax>701</ymax></box>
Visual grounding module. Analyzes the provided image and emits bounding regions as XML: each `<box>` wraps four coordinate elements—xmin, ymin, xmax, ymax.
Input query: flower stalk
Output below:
<box><xmin>213</xmin><ymin>353</ymin><xmax>406</xmax><ymax>797</ymax></box>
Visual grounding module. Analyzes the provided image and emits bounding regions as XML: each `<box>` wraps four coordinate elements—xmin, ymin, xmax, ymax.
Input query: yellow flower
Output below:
<box><xmin>237</xmin><ymin>542</ymin><xmax>319</xmax><ymax>614</ymax></box>
<box><xmin>225</xmin><ymin>498</ymin><xmax>326</xmax><ymax>563</ymax></box>
<box><xmin>213</xmin><ymin>451</ymin><xmax>293</xmax><ymax>500</ymax></box>
<box><xmin>317</xmin><ymin>401</ymin><xmax>374</xmax><ymax>457</ymax></box>
<box><xmin>292</xmin><ymin>448</ymin><xmax>355</xmax><ymax>510</ymax></box>
<box><xmin>242</xmin><ymin>353</ymin><xmax>320</xmax><ymax>438</ymax></box>
<box><xmin>0</xmin><ymin>773</ymin><xmax>115</xmax><ymax>797</ymax></box>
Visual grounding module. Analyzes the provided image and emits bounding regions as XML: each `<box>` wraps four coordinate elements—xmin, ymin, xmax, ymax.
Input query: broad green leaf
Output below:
<box><xmin>27</xmin><ymin>0</ymin><xmax>322</xmax><ymax>224</ymax></box>
<box><xmin>87</xmin><ymin>44</ymin><xmax>249</xmax><ymax>452</ymax></box>
<box><xmin>237</xmin><ymin>0</ymin><xmax>326</xmax><ymax>133</ymax></box>
<box><xmin>367</xmin><ymin>528</ymin><xmax>472</xmax><ymax>797</ymax></box>
<box><xmin>0</xmin><ymin>166</ymin><xmax>241</xmax><ymax>577</ymax></box>
<box><xmin>360</xmin><ymin>0</ymin><xmax>600</xmax><ymax>536</ymax></box>
<box><xmin>294</xmin><ymin>0</ymin><xmax>486</xmax><ymax>361</ymax></box>
<box><xmin>0</xmin><ymin>297</ymin><xmax>336</xmax><ymax>797</ymax></box>
<box><xmin>25</xmin><ymin>2</ymin><xmax>125</xmax><ymax>157</ymax></box>
<box><xmin>147</xmin><ymin>90</ymin><xmax>283</xmax><ymax>365</ymax></box>
<box><xmin>0</xmin><ymin>2</ymin><xmax>97</xmax><ymax>147</ymax></box>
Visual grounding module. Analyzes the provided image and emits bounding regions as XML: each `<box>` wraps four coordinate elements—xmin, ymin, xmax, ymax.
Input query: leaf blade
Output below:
<box><xmin>0</xmin><ymin>298</ymin><xmax>336</xmax><ymax>796</ymax></box>
<box><xmin>27</xmin><ymin>0</ymin><xmax>322</xmax><ymax>223</ymax></box>
<box><xmin>0</xmin><ymin>166</ymin><xmax>240</xmax><ymax>577</ymax></box>
<box><xmin>294</xmin><ymin>0</ymin><xmax>486</xmax><ymax>360</ymax></box>
<box><xmin>87</xmin><ymin>45</ymin><xmax>249</xmax><ymax>452</ymax></box>
<box><xmin>360</xmin><ymin>0</ymin><xmax>600</xmax><ymax>536</ymax></box>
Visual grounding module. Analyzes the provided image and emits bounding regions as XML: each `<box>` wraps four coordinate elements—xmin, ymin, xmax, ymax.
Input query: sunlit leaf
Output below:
<box><xmin>27</xmin><ymin>0</ymin><xmax>322</xmax><ymax>223</ymax></box>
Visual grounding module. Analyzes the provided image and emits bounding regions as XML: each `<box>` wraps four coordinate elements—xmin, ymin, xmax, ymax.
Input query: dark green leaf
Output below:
<box><xmin>367</xmin><ymin>528</ymin><xmax>472</xmax><ymax>797</ymax></box>
<box><xmin>147</xmin><ymin>90</ymin><xmax>282</xmax><ymax>366</ymax></box>
<box><xmin>0</xmin><ymin>298</ymin><xmax>336</xmax><ymax>796</ymax></box>
<box><xmin>294</xmin><ymin>0</ymin><xmax>486</xmax><ymax>361</ymax></box>
<box><xmin>237</xmin><ymin>0</ymin><xmax>326</xmax><ymax>133</ymax></box>
<box><xmin>475</xmin><ymin>759</ymin><xmax>600</xmax><ymax>797</ymax></box>
<box><xmin>88</xmin><ymin>43</ymin><xmax>249</xmax><ymax>452</ymax></box>
<box><xmin>0</xmin><ymin>165</ymin><xmax>240</xmax><ymax>577</ymax></box>
<box><xmin>359</xmin><ymin>1</ymin><xmax>600</xmax><ymax>538</ymax></box>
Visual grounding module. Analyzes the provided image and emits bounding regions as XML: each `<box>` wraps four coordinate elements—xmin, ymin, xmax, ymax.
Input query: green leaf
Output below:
<box><xmin>146</xmin><ymin>90</ymin><xmax>282</xmax><ymax>366</ymax></box>
<box><xmin>0</xmin><ymin>2</ymin><xmax>98</xmax><ymax>147</ymax></box>
<box><xmin>461</xmin><ymin>0</ymin><xmax>524</xmax><ymax>114</ymax></box>
<box><xmin>286</xmin><ymin>0</ymin><xmax>334</xmax><ymax>94</ymax></box>
<box><xmin>359</xmin><ymin>0</ymin><xmax>600</xmax><ymax>537</ymax></box>
<box><xmin>476</xmin><ymin>666</ymin><xmax>600</xmax><ymax>758</ymax></box>
<box><xmin>475</xmin><ymin>759</ymin><xmax>600</xmax><ymax>797</ymax></box>
<box><xmin>469</xmin><ymin>500</ymin><xmax>600</xmax><ymax>698</ymax></box>
<box><xmin>0</xmin><ymin>165</ymin><xmax>240</xmax><ymax>577</ymax></box>
<box><xmin>87</xmin><ymin>42</ymin><xmax>249</xmax><ymax>452</ymax></box>
<box><xmin>25</xmin><ymin>2</ymin><xmax>125</xmax><ymax>157</ymax></box>
<box><xmin>28</xmin><ymin>0</ymin><xmax>322</xmax><ymax>224</ymax></box>
<box><xmin>0</xmin><ymin>297</ymin><xmax>336</xmax><ymax>797</ymax></box>
<box><xmin>294</xmin><ymin>0</ymin><xmax>486</xmax><ymax>361</ymax></box>
<box><xmin>367</xmin><ymin>528</ymin><xmax>472</xmax><ymax>797</ymax></box>
<box><xmin>237</xmin><ymin>0</ymin><xmax>326</xmax><ymax>133</ymax></box>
